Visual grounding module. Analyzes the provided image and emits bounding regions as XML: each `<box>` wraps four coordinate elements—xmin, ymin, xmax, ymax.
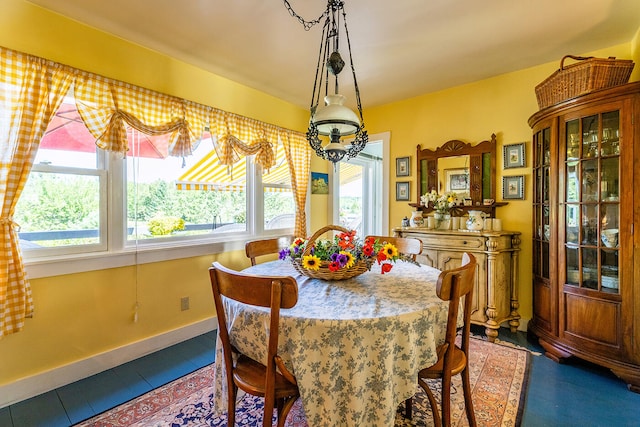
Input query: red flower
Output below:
<box><xmin>328</xmin><ymin>261</ymin><xmax>341</xmax><ymax>272</ymax></box>
<box><xmin>364</xmin><ymin>237</ymin><xmax>376</xmax><ymax>246</ymax></box>
<box><xmin>381</xmin><ymin>263</ymin><xmax>393</xmax><ymax>274</ymax></box>
<box><xmin>377</xmin><ymin>250</ymin><xmax>388</xmax><ymax>264</ymax></box>
<box><xmin>363</xmin><ymin>244</ymin><xmax>375</xmax><ymax>256</ymax></box>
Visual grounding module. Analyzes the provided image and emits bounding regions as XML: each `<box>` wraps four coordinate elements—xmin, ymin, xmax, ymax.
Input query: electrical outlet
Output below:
<box><xmin>180</xmin><ymin>296</ymin><xmax>190</xmax><ymax>311</ymax></box>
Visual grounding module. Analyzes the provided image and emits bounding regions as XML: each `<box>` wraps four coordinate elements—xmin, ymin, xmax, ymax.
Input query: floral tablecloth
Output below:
<box><xmin>212</xmin><ymin>261</ymin><xmax>448</xmax><ymax>427</ymax></box>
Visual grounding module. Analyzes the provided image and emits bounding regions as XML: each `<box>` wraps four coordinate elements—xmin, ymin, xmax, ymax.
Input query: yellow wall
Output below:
<box><xmin>633</xmin><ymin>26</ymin><xmax>640</xmax><ymax>81</ymax></box>
<box><xmin>365</xmin><ymin>42</ymin><xmax>636</xmax><ymax>329</ymax></box>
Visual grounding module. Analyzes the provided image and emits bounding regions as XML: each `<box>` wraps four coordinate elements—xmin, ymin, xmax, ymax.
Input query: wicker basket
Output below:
<box><xmin>535</xmin><ymin>55</ymin><xmax>634</xmax><ymax>109</ymax></box>
<box><xmin>291</xmin><ymin>225</ymin><xmax>370</xmax><ymax>281</ymax></box>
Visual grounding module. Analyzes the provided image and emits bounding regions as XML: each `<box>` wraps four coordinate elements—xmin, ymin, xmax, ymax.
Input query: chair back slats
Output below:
<box><xmin>438</xmin><ymin>253</ymin><xmax>477</xmax><ymax>348</ymax></box>
<box><xmin>436</xmin><ymin>252</ymin><xmax>475</xmax><ymax>301</ymax></box>
<box><xmin>212</xmin><ymin>268</ymin><xmax>298</xmax><ymax>309</ymax></box>
<box><xmin>364</xmin><ymin>235</ymin><xmax>423</xmax><ymax>260</ymax></box>
<box><xmin>245</xmin><ymin>235</ymin><xmax>294</xmax><ymax>266</ymax></box>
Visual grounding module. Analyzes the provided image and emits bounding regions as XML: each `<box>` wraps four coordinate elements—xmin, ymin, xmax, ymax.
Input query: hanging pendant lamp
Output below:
<box><xmin>285</xmin><ymin>0</ymin><xmax>368</xmax><ymax>166</ymax></box>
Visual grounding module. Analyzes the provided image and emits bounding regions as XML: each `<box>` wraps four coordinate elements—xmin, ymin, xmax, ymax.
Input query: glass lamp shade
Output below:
<box><xmin>312</xmin><ymin>94</ymin><xmax>360</xmax><ymax>136</ymax></box>
<box><xmin>323</xmin><ymin>141</ymin><xmax>347</xmax><ymax>163</ymax></box>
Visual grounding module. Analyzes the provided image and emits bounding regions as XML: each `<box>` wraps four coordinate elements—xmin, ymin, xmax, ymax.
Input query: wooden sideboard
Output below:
<box><xmin>393</xmin><ymin>227</ymin><xmax>521</xmax><ymax>341</ymax></box>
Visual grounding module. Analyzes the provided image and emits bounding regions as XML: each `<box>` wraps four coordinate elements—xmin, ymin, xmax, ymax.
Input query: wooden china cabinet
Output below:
<box><xmin>528</xmin><ymin>81</ymin><xmax>640</xmax><ymax>392</ymax></box>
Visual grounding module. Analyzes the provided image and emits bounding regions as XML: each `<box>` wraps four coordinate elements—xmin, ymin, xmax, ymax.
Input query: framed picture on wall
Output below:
<box><xmin>396</xmin><ymin>156</ymin><xmax>410</xmax><ymax>177</ymax></box>
<box><xmin>502</xmin><ymin>175</ymin><xmax>524</xmax><ymax>199</ymax></box>
<box><xmin>445</xmin><ymin>168</ymin><xmax>470</xmax><ymax>192</ymax></box>
<box><xmin>311</xmin><ymin>172</ymin><xmax>329</xmax><ymax>194</ymax></box>
<box><xmin>503</xmin><ymin>143</ymin><xmax>525</xmax><ymax>169</ymax></box>
<box><xmin>396</xmin><ymin>181</ymin><xmax>410</xmax><ymax>201</ymax></box>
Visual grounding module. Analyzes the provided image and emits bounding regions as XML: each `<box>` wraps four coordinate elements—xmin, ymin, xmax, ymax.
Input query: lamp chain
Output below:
<box><xmin>282</xmin><ymin>0</ymin><xmax>328</xmax><ymax>31</ymax></box>
<box><xmin>340</xmin><ymin>6</ymin><xmax>364</xmax><ymax>122</ymax></box>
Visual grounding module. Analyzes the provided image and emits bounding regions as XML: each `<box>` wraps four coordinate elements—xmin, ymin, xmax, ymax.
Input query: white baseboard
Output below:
<box><xmin>0</xmin><ymin>317</ymin><xmax>217</xmax><ymax>409</ymax></box>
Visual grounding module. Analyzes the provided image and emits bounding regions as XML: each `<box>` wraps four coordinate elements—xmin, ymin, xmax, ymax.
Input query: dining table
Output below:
<box><xmin>212</xmin><ymin>259</ymin><xmax>452</xmax><ymax>427</ymax></box>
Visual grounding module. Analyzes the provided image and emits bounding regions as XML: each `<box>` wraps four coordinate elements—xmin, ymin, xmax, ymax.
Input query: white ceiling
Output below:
<box><xmin>28</xmin><ymin>0</ymin><xmax>640</xmax><ymax>109</ymax></box>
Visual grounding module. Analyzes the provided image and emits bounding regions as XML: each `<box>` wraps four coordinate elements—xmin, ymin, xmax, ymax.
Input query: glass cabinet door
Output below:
<box><xmin>564</xmin><ymin>111</ymin><xmax>620</xmax><ymax>293</ymax></box>
<box><xmin>533</xmin><ymin>127</ymin><xmax>551</xmax><ymax>280</ymax></box>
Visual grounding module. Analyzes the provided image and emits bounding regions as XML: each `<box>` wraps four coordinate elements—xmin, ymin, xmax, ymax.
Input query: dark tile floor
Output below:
<box><xmin>2</xmin><ymin>327</ymin><xmax>639</xmax><ymax>426</ymax></box>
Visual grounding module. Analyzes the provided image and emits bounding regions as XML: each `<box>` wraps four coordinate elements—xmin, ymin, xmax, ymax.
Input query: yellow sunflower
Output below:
<box><xmin>382</xmin><ymin>243</ymin><xmax>398</xmax><ymax>258</ymax></box>
<box><xmin>302</xmin><ymin>254</ymin><xmax>322</xmax><ymax>271</ymax></box>
<box><xmin>340</xmin><ymin>251</ymin><xmax>355</xmax><ymax>268</ymax></box>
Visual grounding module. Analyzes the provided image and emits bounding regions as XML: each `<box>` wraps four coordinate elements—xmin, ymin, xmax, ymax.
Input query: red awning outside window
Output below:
<box><xmin>40</xmin><ymin>101</ymin><xmax>169</xmax><ymax>158</ymax></box>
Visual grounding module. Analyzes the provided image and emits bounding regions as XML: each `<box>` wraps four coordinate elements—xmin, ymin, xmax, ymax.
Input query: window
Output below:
<box><xmin>16</xmin><ymin>94</ymin><xmax>295</xmax><ymax>261</ymax></box>
<box><xmin>127</xmin><ymin>131</ymin><xmax>249</xmax><ymax>242</ymax></box>
<box><xmin>15</xmin><ymin>97</ymin><xmax>108</xmax><ymax>255</ymax></box>
<box><xmin>332</xmin><ymin>140</ymin><xmax>385</xmax><ymax>237</ymax></box>
<box><xmin>262</xmin><ymin>145</ymin><xmax>295</xmax><ymax>231</ymax></box>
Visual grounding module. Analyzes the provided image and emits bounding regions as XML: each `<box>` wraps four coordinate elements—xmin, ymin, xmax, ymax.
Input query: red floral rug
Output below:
<box><xmin>76</xmin><ymin>338</ymin><xmax>530</xmax><ymax>426</ymax></box>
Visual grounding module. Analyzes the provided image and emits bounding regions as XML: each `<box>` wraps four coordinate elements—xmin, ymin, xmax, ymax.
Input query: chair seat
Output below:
<box><xmin>234</xmin><ymin>355</ymin><xmax>299</xmax><ymax>398</ymax></box>
<box><xmin>418</xmin><ymin>344</ymin><xmax>468</xmax><ymax>379</ymax></box>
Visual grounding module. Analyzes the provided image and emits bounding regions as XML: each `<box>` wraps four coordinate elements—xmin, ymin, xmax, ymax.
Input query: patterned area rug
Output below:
<box><xmin>76</xmin><ymin>338</ymin><xmax>530</xmax><ymax>426</ymax></box>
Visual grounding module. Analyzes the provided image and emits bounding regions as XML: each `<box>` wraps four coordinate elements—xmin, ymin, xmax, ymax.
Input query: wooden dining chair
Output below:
<box><xmin>404</xmin><ymin>252</ymin><xmax>477</xmax><ymax>427</ymax></box>
<box><xmin>209</xmin><ymin>262</ymin><xmax>300</xmax><ymax>427</ymax></box>
<box><xmin>245</xmin><ymin>235</ymin><xmax>294</xmax><ymax>266</ymax></box>
<box><xmin>364</xmin><ymin>235</ymin><xmax>423</xmax><ymax>260</ymax></box>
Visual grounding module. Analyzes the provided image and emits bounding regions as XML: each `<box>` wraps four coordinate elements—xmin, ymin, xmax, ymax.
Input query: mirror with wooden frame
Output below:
<box><xmin>412</xmin><ymin>133</ymin><xmax>505</xmax><ymax>215</ymax></box>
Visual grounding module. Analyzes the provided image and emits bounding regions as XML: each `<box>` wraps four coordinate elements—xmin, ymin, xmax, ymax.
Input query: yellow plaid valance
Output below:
<box><xmin>75</xmin><ymin>74</ymin><xmax>194</xmax><ymax>158</ymax></box>
<box><xmin>176</xmin><ymin>139</ymin><xmax>296</xmax><ymax>192</ymax></box>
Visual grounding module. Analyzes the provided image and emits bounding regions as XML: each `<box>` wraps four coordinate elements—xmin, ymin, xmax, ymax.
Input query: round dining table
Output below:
<box><xmin>212</xmin><ymin>260</ymin><xmax>450</xmax><ymax>427</ymax></box>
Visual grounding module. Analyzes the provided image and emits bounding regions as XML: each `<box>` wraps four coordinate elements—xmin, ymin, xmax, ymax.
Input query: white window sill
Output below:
<box><xmin>23</xmin><ymin>237</ymin><xmax>246</xmax><ymax>279</ymax></box>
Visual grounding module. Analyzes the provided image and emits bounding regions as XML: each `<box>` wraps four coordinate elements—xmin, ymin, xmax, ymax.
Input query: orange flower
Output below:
<box><xmin>338</xmin><ymin>230</ymin><xmax>357</xmax><ymax>250</ymax></box>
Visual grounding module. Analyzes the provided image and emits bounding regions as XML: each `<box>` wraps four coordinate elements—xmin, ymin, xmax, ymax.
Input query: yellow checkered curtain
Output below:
<box><xmin>215</xmin><ymin>135</ymin><xmax>275</xmax><ymax>171</ymax></box>
<box><xmin>74</xmin><ymin>74</ymin><xmax>197</xmax><ymax>158</ymax></box>
<box><xmin>209</xmin><ymin>110</ymin><xmax>280</xmax><ymax>171</ymax></box>
<box><xmin>281</xmin><ymin>131</ymin><xmax>311</xmax><ymax>238</ymax></box>
<box><xmin>0</xmin><ymin>48</ymin><xmax>75</xmax><ymax>337</ymax></box>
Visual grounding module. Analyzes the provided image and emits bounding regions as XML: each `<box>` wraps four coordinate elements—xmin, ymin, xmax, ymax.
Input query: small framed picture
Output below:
<box><xmin>396</xmin><ymin>181</ymin><xmax>410</xmax><ymax>201</ymax></box>
<box><xmin>503</xmin><ymin>143</ymin><xmax>525</xmax><ymax>169</ymax></box>
<box><xmin>445</xmin><ymin>168</ymin><xmax>469</xmax><ymax>192</ymax></box>
<box><xmin>396</xmin><ymin>156</ymin><xmax>410</xmax><ymax>177</ymax></box>
<box><xmin>502</xmin><ymin>175</ymin><xmax>524</xmax><ymax>200</ymax></box>
<box><xmin>311</xmin><ymin>172</ymin><xmax>329</xmax><ymax>194</ymax></box>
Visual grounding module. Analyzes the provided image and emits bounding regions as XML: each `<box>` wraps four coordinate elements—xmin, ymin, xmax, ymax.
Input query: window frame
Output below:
<box><xmin>22</xmin><ymin>137</ymin><xmax>298</xmax><ymax>280</ymax></box>
<box><xmin>18</xmin><ymin>162</ymin><xmax>109</xmax><ymax>257</ymax></box>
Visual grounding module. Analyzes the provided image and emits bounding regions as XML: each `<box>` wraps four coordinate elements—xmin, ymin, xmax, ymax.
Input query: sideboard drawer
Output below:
<box><xmin>404</xmin><ymin>232</ymin><xmax>485</xmax><ymax>251</ymax></box>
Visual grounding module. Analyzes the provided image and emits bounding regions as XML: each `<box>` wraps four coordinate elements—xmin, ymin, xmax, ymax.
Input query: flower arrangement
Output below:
<box><xmin>279</xmin><ymin>228</ymin><xmax>412</xmax><ymax>278</ymax></box>
<box><xmin>420</xmin><ymin>190</ymin><xmax>458</xmax><ymax>214</ymax></box>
